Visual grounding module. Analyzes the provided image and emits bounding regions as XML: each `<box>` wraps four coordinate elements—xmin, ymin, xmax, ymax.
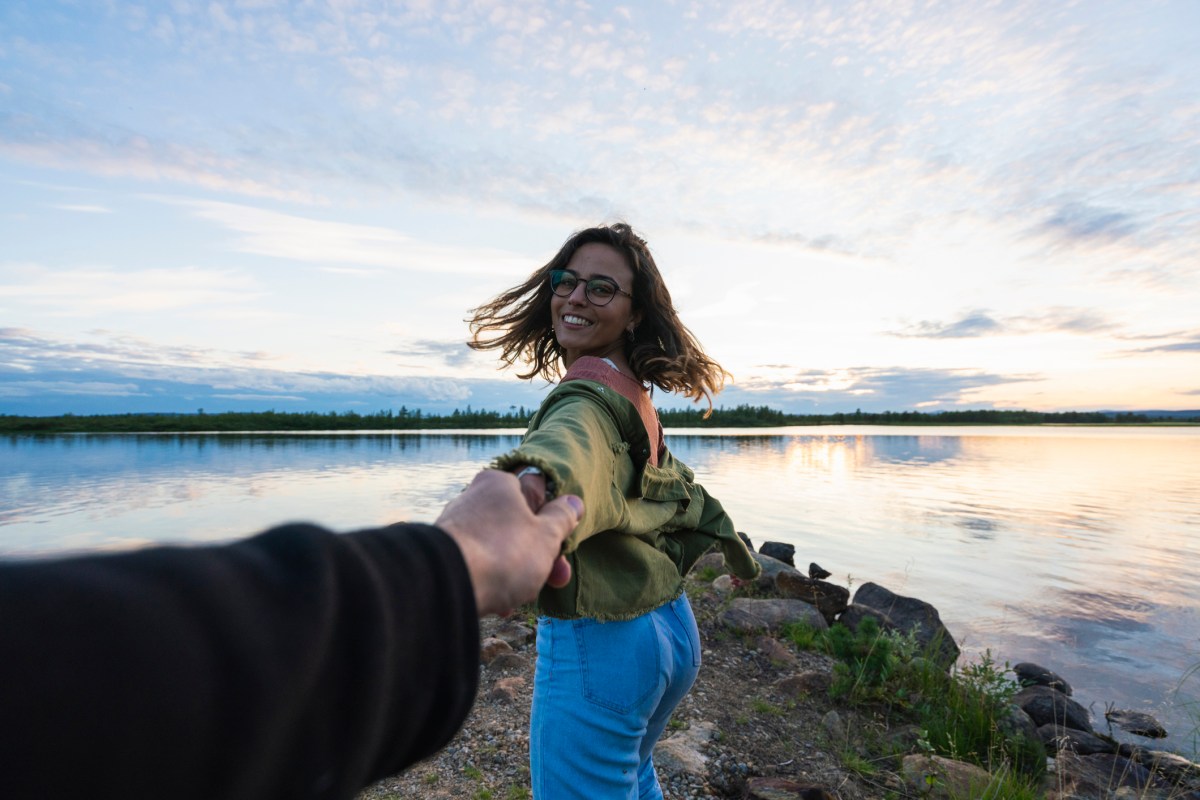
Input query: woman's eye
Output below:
<box><xmin>589</xmin><ymin>281</ymin><xmax>615</xmax><ymax>297</ymax></box>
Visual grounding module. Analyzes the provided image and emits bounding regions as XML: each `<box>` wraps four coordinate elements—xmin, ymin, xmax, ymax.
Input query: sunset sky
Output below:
<box><xmin>2</xmin><ymin>0</ymin><xmax>1197</xmax><ymax>416</ymax></box>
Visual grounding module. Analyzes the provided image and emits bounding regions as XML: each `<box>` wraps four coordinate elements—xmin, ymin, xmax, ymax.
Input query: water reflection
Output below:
<box><xmin>3</xmin><ymin>427</ymin><xmax>1199</xmax><ymax>756</ymax></box>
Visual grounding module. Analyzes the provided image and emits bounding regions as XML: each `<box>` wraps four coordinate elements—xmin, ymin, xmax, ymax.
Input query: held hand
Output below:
<box><xmin>435</xmin><ymin>470</ymin><xmax>581</xmax><ymax>617</ymax></box>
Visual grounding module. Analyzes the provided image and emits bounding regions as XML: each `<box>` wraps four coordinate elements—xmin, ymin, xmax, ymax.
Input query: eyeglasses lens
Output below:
<box><xmin>549</xmin><ymin>270</ymin><xmax>619</xmax><ymax>305</ymax></box>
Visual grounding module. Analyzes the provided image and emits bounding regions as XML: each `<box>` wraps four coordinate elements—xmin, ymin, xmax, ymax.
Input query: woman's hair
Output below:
<box><xmin>468</xmin><ymin>223</ymin><xmax>729</xmax><ymax>413</ymax></box>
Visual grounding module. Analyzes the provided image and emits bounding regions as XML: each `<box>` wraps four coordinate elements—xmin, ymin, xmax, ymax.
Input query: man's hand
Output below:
<box><xmin>435</xmin><ymin>470</ymin><xmax>581</xmax><ymax>617</ymax></box>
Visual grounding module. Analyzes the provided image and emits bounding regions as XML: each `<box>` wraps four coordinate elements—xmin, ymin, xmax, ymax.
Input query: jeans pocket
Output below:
<box><xmin>668</xmin><ymin>597</ymin><xmax>702</xmax><ymax>668</ymax></box>
<box><xmin>574</xmin><ymin>616</ymin><xmax>661</xmax><ymax>714</ymax></box>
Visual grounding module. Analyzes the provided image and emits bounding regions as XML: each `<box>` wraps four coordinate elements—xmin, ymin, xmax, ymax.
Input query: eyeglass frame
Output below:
<box><xmin>547</xmin><ymin>269</ymin><xmax>633</xmax><ymax>307</ymax></box>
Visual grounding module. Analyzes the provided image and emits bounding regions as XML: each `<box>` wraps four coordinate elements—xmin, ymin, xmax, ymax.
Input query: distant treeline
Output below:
<box><xmin>1</xmin><ymin>404</ymin><xmax>1196</xmax><ymax>434</ymax></box>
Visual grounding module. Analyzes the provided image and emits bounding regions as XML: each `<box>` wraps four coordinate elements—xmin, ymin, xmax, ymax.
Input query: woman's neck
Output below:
<box><xmin>562</xmin><ymin>343</ymin><xmax>634</xmax><ymax>379</ymax></box>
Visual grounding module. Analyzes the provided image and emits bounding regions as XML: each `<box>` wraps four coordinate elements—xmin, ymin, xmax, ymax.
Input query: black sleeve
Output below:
<box><xmin>0</xmin><ymin>521</ymin><xmax>480</xmax><ymax>800</ymax></box>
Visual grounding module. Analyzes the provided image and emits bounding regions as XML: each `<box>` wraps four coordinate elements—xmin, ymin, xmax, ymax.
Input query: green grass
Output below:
<box><xmin>777</xmin><ymin>616</ymin><xmax>1046</xmax><ymax>783</ymax></box>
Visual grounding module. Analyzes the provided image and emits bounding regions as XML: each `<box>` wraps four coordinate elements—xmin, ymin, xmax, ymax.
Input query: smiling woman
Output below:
<box><xmin>466</xmin><ymin>223</ymin><xmax>761</xmax><ymax>799</ymax></box>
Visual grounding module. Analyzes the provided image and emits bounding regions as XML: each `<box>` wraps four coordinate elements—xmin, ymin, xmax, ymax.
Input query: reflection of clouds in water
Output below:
<box><xmin>0</xmin><ymin>433</ymin><xmax>524</xmax><ymax>554</ymax></box>
<box><xmin>1042</xmin><ymin>589</ymin><xmax>1157</xmax><ymax>649</ymax></box>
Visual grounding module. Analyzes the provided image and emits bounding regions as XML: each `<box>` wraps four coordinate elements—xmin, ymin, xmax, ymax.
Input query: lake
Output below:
<box><xmin>3</xmin><ymin>426</ymin><xmax>1198</xmax><ymax>757</ymax></box>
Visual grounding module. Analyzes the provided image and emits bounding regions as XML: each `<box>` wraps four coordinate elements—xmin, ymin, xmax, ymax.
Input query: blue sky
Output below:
<box><xmin>2</xmin><ymin>0</ymin><xmax>1197</xmax><ymax>416</ymax></box>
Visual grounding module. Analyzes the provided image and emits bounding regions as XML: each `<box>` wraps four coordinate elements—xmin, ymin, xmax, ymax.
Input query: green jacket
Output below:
<box><xmin>493</xmin><ymin>379</ymin><xmax>761</xmax><ymax>620</ymax></box>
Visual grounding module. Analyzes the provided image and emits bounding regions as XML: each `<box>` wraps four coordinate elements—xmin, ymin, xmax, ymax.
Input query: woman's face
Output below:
<box><xmin>551</xmin><ymin>242</ymin><xmax>639</xmax><ymax>365</ymax></box>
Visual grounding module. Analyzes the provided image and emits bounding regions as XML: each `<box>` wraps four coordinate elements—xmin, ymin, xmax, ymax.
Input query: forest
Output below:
<box><xmin>1</xmin><ymin>405</ymin><xmax>1192</xmax><ymax>433</ymax></box>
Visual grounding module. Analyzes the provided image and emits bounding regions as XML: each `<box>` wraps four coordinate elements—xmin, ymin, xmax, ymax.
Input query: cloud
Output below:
<box><xmin>52</xmin><ymin>204</ymin><xmax>113</xmax><ymax>214</ymax></box>
<box><xmin>0</xmin><ymin>264</ymin><xmax>262</xmax><ymax>315</ymax></box>
<box><xmin>166</xmin><ymin>198</ymin><xmax>532</xmax><ymax>275</ymax></box>
<box><xmin>1040</xmin><ymin>203</ymin><xmax>1138</xmax><ymax>243</ymax></box>
<box><xmin>0</xmin><ymin>380</ymin><xmax>143</xmax><ymax>398</ymax></box>
<box><xmin>893</xmin><ymin>310</ymin><xmax>1003</xmax><ymax>339</ymax></box>
<box><xmin>891</xmin><ymin>308</ymin><xmax>1118</xmax><ymax>339</ymax></box>
<box><xmin>0</xmin><ymin>327</ymin><xmax>545</xmax><ymax>415</ymax></box>
<box><xmin>386</xmin><ymin>339</ymin><xmax>477</xmax><ymax>368</ymax></box>
<box><xmin>718</xmin><ymin>365</ymin><xmax>1034</xmax><ymax>412</ymax></box>
<box><xmin>1129</xmin><ymin>332</ymin><xmax>1200</xmax><ymax>354</ymax></box>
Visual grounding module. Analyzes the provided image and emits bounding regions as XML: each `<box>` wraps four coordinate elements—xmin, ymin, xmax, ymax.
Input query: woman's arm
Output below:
<box><xmin>494</xmin><ymin>393</ymin><xmax>626</xmax><ymax>550</ymax></box>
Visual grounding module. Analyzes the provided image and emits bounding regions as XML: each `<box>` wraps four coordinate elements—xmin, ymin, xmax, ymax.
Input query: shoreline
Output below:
<box><xmin>364</xmin><ymin>558</ymin><xmax>1200</xmax><ymax>800</ymax></box>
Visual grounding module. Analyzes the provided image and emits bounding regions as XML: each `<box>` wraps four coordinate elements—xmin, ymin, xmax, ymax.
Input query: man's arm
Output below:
<box><xmin>0</xmin><ymin>471</ymin><xmax>581</xmax><ymax>800</ymax></box>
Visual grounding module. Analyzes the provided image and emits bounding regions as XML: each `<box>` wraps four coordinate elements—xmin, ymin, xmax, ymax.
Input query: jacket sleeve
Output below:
<box><xmin>0</xmin><ymin>522</ymin><xmax>480</xmax><ymax>800</ymax></box>
<box><xmin>492</xmin><ymin>391</ymin><xmax>629</xmax><ymax>552</ymax></box>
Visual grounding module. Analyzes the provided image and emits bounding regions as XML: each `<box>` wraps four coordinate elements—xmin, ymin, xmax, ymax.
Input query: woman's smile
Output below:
<box><xmin>551</xmin><ymin>243</ymin><xmax>638</xmax><ymax>366</ymax></box>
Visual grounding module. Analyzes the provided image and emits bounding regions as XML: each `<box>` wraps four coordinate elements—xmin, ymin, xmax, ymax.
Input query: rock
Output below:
<box><xmin>693</xmin><ymin>551</ymin><xmax>728</xmax><ymax>576</ymax></box>
<box><xmin>1014</xmin><ymin>685</ymin><xmax>1093</xmax><ymax>732</ymax></box>
<box><xmin>492</xmin><ymin>620</ymin><xmax>536</xmax><ymax>648</ymax></box>
<box><xmin>653</xmin><ymin>721</ymin><xmax>715</xmax><ymax>778</ymax></box>
<box><xmin>756</xmin><ymin>635</ymin><xmax>797</xmax><ymax>667</ymax></box>
<box><xmin>1053</xmin><ymin>751</ymin><xmax>1160</xmax><ymax>797</ymax></box>
<box><xmin>1038</xmin><ymin>723</ymin><xmax>1116</xmax><ymax>755</ymax></box>
<box><xmin>486</xmin><ymin>652</ymin><xmax>528</xmax><ymax>672</ymax></box>
<box><xmin>774</xmin><ymin>571</ymin><xmax>849</xmax><ymax>625</ymax></box>
<box><xmin>998</xmin><ymin>703</ymin><xmax>1040</xmax><ymax>744</ymax></box>
<box><xmin>1132</xmin><ymin>749</ymin><xmax>1200</xmax><ymax>786</ymax></box>
<box><xmin>711</xmin><ymin>574</ymin><xmax>735</xmax><ymax>594</ymax></box>
<box><xmin>821</xmin><ymin>710</ymin><xmax>845</xmax><ymax>740</ymax></box>
<box><xmin>745</xmin><ymin>777</ymin><xmax>836</xmax><ymax>799</ymax></box>
<box><xmin>849</xmin><ymin>582</ymin><xmax>960</xmax><ymax>668</ymax></box>
<box><xmin>1014</xmin><ymin>661</ymin><xmax>1073</xmax><ymax>695</ymax></box>
<box><xmin>480</xmin><ymin>637</ymin><xmax>514</xmax><ymax>664</ymax></box>
<box><xmin>900</xmin><ymin>754</ymin><xmax>995</xmax><ymax>799</ymax></box>
<box><xmin>486</xmin><ymin>676</ymin><xmax>524</xmax><ymax>703</ymax></box>
<box><xmin>737</xmin><ymin>531</ymin><xmax>755</xmax><ymax>552</ymax></box>
<box><xmin>1106</xmin><ymin>708</ymin><xmax>1168</xmax><ymax>738</ymax></box>
<box><xmin>759</xmin><ymin>541</ymin><xmax>795</xmax><ymax>566</ymax></box>
<box><xmin>774</xmin><ymin>670</ymin><xmax>831</xmax><ymax>698</ymax></box>
<box><xmin>719</xmin><ymin>598</ymin><xmax>829</xmax><ymax>634</ymax></box>
<box><xmin>749</xmin><ymin>552</ymin><xmax>797</xmax><ymax>590</ymax></box>
<box><xmin>808</xmin><ymin>562</ymin><xmax>832</xmax><ymax>580</ymax></box>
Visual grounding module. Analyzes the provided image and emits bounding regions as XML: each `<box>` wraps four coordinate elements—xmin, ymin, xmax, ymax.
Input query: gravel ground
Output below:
<box><xmin>358</xmin><ymin>578</ymin><xmax>902</xmax><ymax>800</ymax></box>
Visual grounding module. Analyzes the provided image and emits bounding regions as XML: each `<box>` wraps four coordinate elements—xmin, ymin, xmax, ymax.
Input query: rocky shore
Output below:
<box><xmin>360</xmin><ymin>545</ymin><xmax>1200</xmax><ymax>800</ymax></box>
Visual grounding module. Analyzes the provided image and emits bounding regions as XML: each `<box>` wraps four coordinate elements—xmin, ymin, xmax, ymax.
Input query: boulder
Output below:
<box><xmin>737</xmin><ymin>531</ymin><xmax>755</xmax><ymax>552</ymax></box>
<box><xmin>998</xmin><ymin>703</ymin><xmax>1039</xmax><ymax>744</ymax></box>
<box><xmin>486</xmin><ymin>676</ymin><xmax>525</xmax><ymax>703</ymax></box>
<box><xmin>1052</xmin><ymin>751</ymin><xmax>1160</xmax><ymax>797</ymax></box>
<box><xmin>1106</xmin><ymin>708</ymin><xmax>1168</xmax><ymax>738</ymax></box>
<box><xmin>1014</xmin><ymin>685</ymin><xmax>1093</xmax><ymax>732</ymax></box>
<box><xmin>1014</xmin><ymin>661</ymin><xmax>1073</xmax><ymax>695</ymax></box>
<box><xmin>692</xmin><ymin>551</ymin><xmax>728</xmax><ymax>576</ymax></box>
<box><xmin>774</xmin><ymin>670</ymin><xmax>831</xmax><ymax>698</ymax></box>
<box><xmin>755</xmin><ymin>635</ymin><xmax>798</xmax><ymax>667</ymax></box>
<box><xmin>1038</xmin><ymin>723</ymin><xmax>1115</xmax><ymax>756</ymax></box>
<box><xmin>745</xmin><ymin>778</ymin><xmax>836</xmax><ymax>800</ymax></box>
<box><xmin>711</xmin><ymin>574</ymin><xmax>735</xmax><ymax>594</ymax></box>
<box><xmin>846</xmin><ymin>582</ymin><xmax>960</xmax><ymax>668</ymax></box>
<box><xmin>759</xmin><ymin>541</ymin><xmax>795</xmax><ymax>566</ymax></box>
<box><xmin>480</xmin><ymin>637</ymin><xmax>513</xmax><ymax>664</ymax></box>
<box><xmin>900</xmin><ymin>754</ymin><xmax>995</xmax><ymax>799</ymax></box>
<box><xmin>749</xmin><ymin>552</ymin><xmax>797</xmax><ymax>590</ymax></box>
<box><xmin>492</xmin><ymin>620</ymin><xmax>536</xmax><ymax>648</ymax></box>
<box><xmin>486</xmin><ymin>652</ymin><xmax>528</xmax><ymax>672</ymax></box>
<box><xmin>653</xmin><ymin>721</ymin><xmax>714</xmax><ymax>778</ymax></box>
<box><xmin>775</xmin><ymin>571</ymin><xmax>849</xmax><ymax>625</ymax></box>
<box><xmin>719</xmin><ymin>598</ymin><xmax>828</xmax><ymax>634</ymax></box>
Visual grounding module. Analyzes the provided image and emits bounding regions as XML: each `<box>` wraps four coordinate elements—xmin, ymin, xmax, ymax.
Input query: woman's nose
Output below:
<box><xmin>567</xmin><ymin>282</ymin><xmax>589</xmax><ymax>304</ymax></box>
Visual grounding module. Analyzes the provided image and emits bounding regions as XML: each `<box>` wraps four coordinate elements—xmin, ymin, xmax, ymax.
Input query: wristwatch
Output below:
<box><xmin>514</xmin><ymin>465</ymin><xmax>556</xmax><ymax>501</ymax></box>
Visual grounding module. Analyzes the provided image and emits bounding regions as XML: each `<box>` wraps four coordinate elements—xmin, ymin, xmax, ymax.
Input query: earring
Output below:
<box><xmin>626</xmin><ymin>326</ymin><xmax>636</xmax><ymax>343</ymax></box>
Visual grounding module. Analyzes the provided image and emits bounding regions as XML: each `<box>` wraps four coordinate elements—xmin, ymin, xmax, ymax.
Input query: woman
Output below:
<box><xmin>468</xmin><ymin>223</ymin><xmax>760</xmax><ymax>799</ymax></box>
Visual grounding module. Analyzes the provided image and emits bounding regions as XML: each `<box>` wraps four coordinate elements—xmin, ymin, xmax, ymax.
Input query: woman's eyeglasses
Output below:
<box><xmin>548</xmin><ymin>269</ymin><xmax>632</xmax><ymax>306</ymax></box>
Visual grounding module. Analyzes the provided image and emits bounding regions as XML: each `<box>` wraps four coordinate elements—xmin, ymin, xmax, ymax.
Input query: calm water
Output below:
<box><xmin>3</xmin><ymin>426</ymin><xmax>1199</xmax><ymax>756</ymax></box>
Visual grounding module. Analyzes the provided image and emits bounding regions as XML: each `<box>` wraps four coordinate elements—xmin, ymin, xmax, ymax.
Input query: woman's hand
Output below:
<box><xmin>514</xmin><ymin>466</ymin><xmax>550</xmax><ymax>513</ymax></box>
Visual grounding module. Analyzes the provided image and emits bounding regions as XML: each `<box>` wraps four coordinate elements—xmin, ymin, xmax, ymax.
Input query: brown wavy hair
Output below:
<box><xmin>467</xmin><ymin>223</ymin><xmax>729</xmax><ymax>413</ymax></box>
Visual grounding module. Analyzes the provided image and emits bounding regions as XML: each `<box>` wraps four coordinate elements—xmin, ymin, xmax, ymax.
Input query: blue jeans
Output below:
<box><xmin>529</xmin><ymin>593</ymin><xmax>702</xmax><ymax>799</ymax></box>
